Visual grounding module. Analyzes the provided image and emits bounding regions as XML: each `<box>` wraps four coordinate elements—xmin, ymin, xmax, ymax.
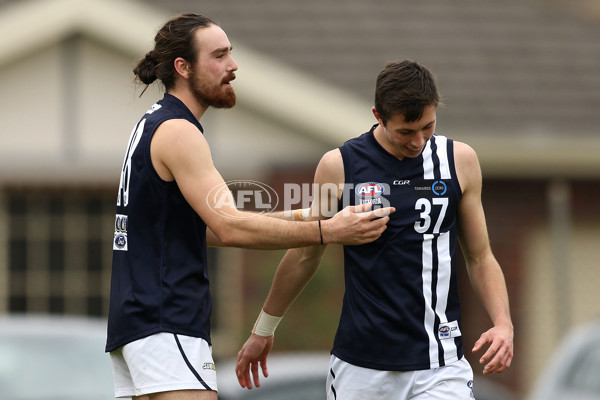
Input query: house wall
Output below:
<box><xmin>206</xmin><ymin>101</ymin><xmax>331</xmax><ymax>180</ymax></box>
<box><xmin>0</xmin><ymin>36</ymin><xmax>152</xmax><ymax>183</ymax></box>
<box><xmin>0</xmin><ymin>46</ymin><xmax>64</xmax><ymax>162</ymax></box>
<box><xmin>0</xmin><ymin>35</ymin><xmax>333</xmax><ymax>185</ymax></box>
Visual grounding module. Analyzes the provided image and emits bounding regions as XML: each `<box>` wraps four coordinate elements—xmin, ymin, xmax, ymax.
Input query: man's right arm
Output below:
<box><xmin>235</xmin><ymin>149</ymin><xmax>346</xmax><ymax>389</ymax></box>
<box><xmin>256</xmin><ymin>149</ymin><xmax>346</xmax><ymax>314</ymax></box>
<box><xmin>151</xmin><ymin>119</ymin><xmax>393</xmax><ymax>249</ymax></box>
<box><xmin>235</xmin><ymin>244</ymin><xmax>326</xmax><ymax>389</ymax></box>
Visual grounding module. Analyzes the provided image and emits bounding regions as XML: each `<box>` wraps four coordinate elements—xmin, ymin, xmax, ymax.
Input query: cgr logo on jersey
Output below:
<box><xmin>414</xmin><ymin>180</ymin><xmax>447</xmax><ymax>198</ymax></box>
<box><xmin>113</xmin><ymin>214</ymin><xmax>128</xmax><ymax>251</ymax></box>
<box><xmin>355</xmin><ymin>182</ymin><xmax>386</xmax><ymax>205</ymax></box>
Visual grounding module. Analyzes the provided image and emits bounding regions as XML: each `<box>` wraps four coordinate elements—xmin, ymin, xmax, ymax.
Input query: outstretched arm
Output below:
<box><xmin>235</xmin><ymin>149</ymin><xmax>357</xmax><ymax>389</ymax></box>
<box><xmin>151</xmin><ymin>119</ymin><xmax>392</xmax><ymax>249</ymax></box>
<box><xmin>206</xmin><ymin>209</ymin><xmax>309</xmax><ymax>246</ymax></box>
<box><xmin>455</xmin><ymin>142</ymin><xmax>514</xmax><ymax>375</ymax></box>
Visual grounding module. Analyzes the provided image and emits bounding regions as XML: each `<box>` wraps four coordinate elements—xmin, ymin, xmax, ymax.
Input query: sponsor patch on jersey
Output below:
<box><xmin>414</xmin><ymin>179</ymin><xmax>448</xmax><ymax>197</ymax></box>
<box><xmin>202</xmin><ymin>362</ymin><xmax>216</xmax><ymax>371</ymax></box>
<box><xmin>355</xmin><ymin>182</ymin><xmax>385</xmax><ymax>198</ymax></box>
<box><xmin>438</xmin><ymin>320</ymin><xmax>461</xmax><ymax>339</ymax></box>
<box><xmin>113</xmin><ymin>214</ymin><xmax>128</xmax><ymax>251</ymax></box>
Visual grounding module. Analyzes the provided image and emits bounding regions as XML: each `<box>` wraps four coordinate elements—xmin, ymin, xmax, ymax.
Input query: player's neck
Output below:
<box><xmin>167</xmin><ymin>88</ymin><xmax>208</xmax><ymax>121</ymax></box>
<box><xmin>373</xmin><ymin>125</ymin><xmax>405</xmax><ymax>160</ymax></box>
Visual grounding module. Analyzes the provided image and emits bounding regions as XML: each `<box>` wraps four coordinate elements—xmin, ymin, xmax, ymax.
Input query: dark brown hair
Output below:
<box><xmin>374</xmin><ymin>60</ymin><xmax>440</xmax><ymax>124</ymax></box>
<box><xmin>133</xmin><ymin>13</ymin><xmax>216</xmax><ymax>92</ymax></box>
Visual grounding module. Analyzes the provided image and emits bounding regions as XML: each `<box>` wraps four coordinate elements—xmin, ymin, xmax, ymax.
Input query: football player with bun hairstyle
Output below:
<box><xmin>105</xmin><ymin>13</ymin><xmax>393</xmax><ymax>400</ymax></box>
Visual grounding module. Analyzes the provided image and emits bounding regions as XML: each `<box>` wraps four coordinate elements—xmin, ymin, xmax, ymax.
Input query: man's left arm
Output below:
<box><xmin>455</xmin><ymin>141</ymin><xmax>514</xmax><ymax>375</ymax></box>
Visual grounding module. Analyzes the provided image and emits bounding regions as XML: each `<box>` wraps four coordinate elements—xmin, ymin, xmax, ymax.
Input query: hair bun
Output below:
<box><xmin>133</xmin><ymin>51</ymin><xmax>158</xmax><ymax>85</ymax></box>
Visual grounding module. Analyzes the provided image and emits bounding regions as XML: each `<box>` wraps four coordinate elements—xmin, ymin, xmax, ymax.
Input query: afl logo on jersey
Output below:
<box><xmin>355</xmin><ymin>182</ymin><xmax>385</xmax><ymax>198</ymax></box>
<box><xmin>439</xmin><ymin>325</ymin><xmax>450</xmax><ymax>337</ymax></box>
<box><xmin>437</xmin><ymin>320</ymin><xmax>461</xmax><ymax>340</ymax></box>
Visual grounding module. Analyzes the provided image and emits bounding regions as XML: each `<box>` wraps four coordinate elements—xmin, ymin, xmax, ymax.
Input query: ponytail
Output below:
<box><xmin>133</xmin><ymin>51</ymin><xmax>158</xmax><ymax>85</ymax></box>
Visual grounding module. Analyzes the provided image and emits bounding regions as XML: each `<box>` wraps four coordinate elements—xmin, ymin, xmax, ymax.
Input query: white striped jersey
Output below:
<box><xmin>333</xmin><ymin>125</ymin><xmax>464</xmax><ymax>371</ymax></box>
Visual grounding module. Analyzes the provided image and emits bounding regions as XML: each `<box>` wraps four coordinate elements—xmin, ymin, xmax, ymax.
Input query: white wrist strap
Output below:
<box><xmin>302</xmin><ymin>207</ymin><xmax>311</xmax><ymax>220</ymax></box>
<box><xmin>252</xmin><ymin>309</ymin><xmax>283</xmax><ymax>337</ymax></box>
<box><xmin>292</xmin><ymin>208</ymin><xmax>311</xmax><ymax>221</ymax></box>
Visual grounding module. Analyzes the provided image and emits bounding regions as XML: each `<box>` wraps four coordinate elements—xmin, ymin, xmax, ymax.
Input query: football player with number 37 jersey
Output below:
<box><xmin>235</xmin><ymin>60</ymin><xmax>514</xmax><ymax>400</ymax></box>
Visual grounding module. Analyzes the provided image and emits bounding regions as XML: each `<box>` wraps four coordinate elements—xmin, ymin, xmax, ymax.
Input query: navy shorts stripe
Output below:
<box><xmin>329</xmin><ymin>367</ymin><xmax>337</xmax><ymax>399</ymax></box>
<box><xmin>173</xmin><ymin>334</ymin><xmax>212</xmax><ymax>391</ymax></box>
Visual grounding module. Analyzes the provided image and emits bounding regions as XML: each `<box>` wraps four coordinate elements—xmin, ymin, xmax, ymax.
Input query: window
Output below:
<box><xmin>2</xmin><ymin>187</ymin><xmax>115</xmax><ymax>317</ymax></box>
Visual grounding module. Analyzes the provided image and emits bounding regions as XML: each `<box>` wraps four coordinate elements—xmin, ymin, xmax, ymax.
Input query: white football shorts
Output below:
<box><xmin>327</xmin><ymin>355</ymin><xmax>475</xmax><ymax>399</ymax></box>
<box><xmin>109</xmin><ymin>332</ymin><xmax>217</xmax><ymax>398</ymax></box>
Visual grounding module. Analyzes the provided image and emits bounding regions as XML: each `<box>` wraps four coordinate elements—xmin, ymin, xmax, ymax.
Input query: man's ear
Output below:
<box><xmin>372</xmin><ymin>107</ymin><xmax>384</xmax><ymax>127</ymax></box>
<box><xmin>174</xmin><ymin>57</ymin><xmax>191</xmax><ymax>79</ymax></box>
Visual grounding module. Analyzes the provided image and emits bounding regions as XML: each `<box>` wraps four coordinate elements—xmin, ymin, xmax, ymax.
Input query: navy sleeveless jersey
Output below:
<box><xmin>105</xmin><ymin>94</ymin><xmax>211</xmax><ymax>352</ymax></box>
<box><xmin>332</xmin><ymin>125</ymin><xmax>464</xmax><ymax>371</ymax></box>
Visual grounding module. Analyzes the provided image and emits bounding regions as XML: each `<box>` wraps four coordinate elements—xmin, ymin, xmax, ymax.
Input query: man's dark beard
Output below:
<box><xmin>190</xmin><ymin>73</ymin><xmax>236</xmax><ymax>109</ymax></box>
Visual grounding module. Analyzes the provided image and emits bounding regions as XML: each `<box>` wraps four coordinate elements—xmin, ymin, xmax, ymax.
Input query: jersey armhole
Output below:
<box><xmin>338</xmin><ymin>145</ymin><xmax>354</xmax><ymax>208</ymax></box>
<box><xmin>447</xmin><ymin>139</ymin><xmax>463</xmax><ymax>200</ymax></box>
<box><xmin>144</xmin><ymin>117</ymin><xmax>179</xmax><ymax>187</ymax></box>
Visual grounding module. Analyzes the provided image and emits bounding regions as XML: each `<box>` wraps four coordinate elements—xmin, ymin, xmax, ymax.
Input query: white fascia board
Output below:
<box><xmin>0</xmin><ymin>0</ymin><xmax>163</xmax><ymax>64</ymax></box>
